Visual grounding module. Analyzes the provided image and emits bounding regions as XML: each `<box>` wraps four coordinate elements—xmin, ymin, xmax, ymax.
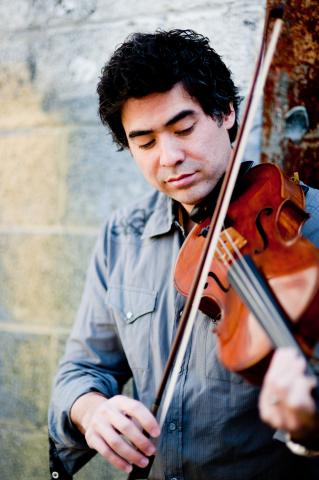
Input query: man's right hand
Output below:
<box><xmin>71</xmin><ymin>393</ymin><xmax>161</xmax><ymax>474</ymax></box>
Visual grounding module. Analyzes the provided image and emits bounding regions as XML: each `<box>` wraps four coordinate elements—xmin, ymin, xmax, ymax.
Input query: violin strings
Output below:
<box><xmin>216</xmin><ymin>236</ymin><xmax>284</xmax><ymax>344</ymax></box>
<box><xmin>215</xmin><ymin>236</ymin><xmax>267</xmax><ymax>324</ymax></box>
<box><xmin>220</xmin><ymin>229</ymin><xmax>287</xmax><ymax>331</ymax></box>
<box><xmin>221</xmin><ymin>229</ymin><xmax>281</xmax><ymax>327</ymax></box>
<box><xmin>216</xmin><ymin>229</ymin><xmax>298</xmax><ymax>348</ymax></box>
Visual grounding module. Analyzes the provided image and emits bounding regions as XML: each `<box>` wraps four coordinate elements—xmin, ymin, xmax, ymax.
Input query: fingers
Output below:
<box><xmin>86</xmin><ymin>424</ymin><xmax>150</xmax><ymax>473</ymax></box>
<box><xmin>87</xmin><ymin>431</ymin><xmax>134</xmax><ymax>473</ymax></box>
<box><xmin>259</xmin><ymin>348</ymin><xmax>317</xmax><ymax>436</ymax></box>
<box><xmin>84</xmin><ymin>395</ymin><xmax>160</xmax><ymax>474</ymax></box>
<box><xmin>113</xmin><ymin>395</ymin><xmax>161</xmax><ymax>438</ymax></box>
<box><xmin>106</xmin><ymin>409</ymin><xmax>157</xmax><ymax>454</ymax></box>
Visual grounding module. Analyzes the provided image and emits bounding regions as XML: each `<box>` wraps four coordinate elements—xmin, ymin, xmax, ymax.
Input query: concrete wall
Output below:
<box><xmin>0</xmin><ymin>1</ymin><xmax>265</xmax><ymax>478</ymax></box>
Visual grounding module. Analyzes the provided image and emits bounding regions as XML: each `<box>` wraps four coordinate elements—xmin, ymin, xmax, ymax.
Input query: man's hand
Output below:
<box><xmin>259</xmin><ymin>347</ymin><xmax>318</xmax><ymax>441</ymax></box>
<box><xmin>71</xmin><ymin>393</ymin><xmax>160</xmax><ymax>474</ymax></box>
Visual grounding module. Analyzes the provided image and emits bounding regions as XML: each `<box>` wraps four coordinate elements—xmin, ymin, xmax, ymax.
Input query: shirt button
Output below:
<box><xmin>171</xmin><ymin>477</ymin><xmax>178</xmax><ymax>480</ymax></box>
<box><xmin>52</xmin><ymin>472</ymin><xmax>59</xmax><ymax>479</ymax></box>
<box><xmin>126</xmin><ymin>311</ymin><xmax>133</xmax><ymax>320</ymax></box>
<box><xmin>169</xmin><ymin>422</ymin><xmax>177</xmax><ymax>431</ymax></box>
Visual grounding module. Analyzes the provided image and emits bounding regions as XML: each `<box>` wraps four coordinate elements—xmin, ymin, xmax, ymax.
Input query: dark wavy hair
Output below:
<box><xmin>97</xmin><ymin>29</ymin><xmax>241</xmax><ymax>149</ymax></box>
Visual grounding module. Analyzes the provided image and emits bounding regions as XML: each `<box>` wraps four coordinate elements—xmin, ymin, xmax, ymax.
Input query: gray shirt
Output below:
<box><xmin>49</xmin><ymin>181</ymin><xmax>319</xmax><ymax>480</ymax></box>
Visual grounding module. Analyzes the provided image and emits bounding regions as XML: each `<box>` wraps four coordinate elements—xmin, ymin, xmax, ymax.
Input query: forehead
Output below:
<box><xmin>121</xmin><ymin>83</ymin><xmax>202</xmax><ymax>131</ymax></box>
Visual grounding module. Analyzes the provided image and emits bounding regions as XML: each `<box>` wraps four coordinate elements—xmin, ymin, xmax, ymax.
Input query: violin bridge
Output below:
<box><xmin>216</xmin><ymin>227</ymin><xmax>247</xmax><ymax>264</ymax></box>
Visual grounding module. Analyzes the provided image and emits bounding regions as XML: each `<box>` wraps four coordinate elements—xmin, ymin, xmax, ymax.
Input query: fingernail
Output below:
<box><xmin>125</xmin><ymin>465</ymin><xmax>133</xmax><ymax>473</ymax></box>
<box><xmin>139</xmin><ymin>458</ymin><xmax>149</xmax><ymax>467</ymax></box>
<box><xmin>151</xmin><ymin>427</ymin><xmax>160</xmax><ymax>437</ymax></box>
<box><xmin>146</xmin><ymin>446</ymin><xmax>156</xmax><ymax>456</ymax></box>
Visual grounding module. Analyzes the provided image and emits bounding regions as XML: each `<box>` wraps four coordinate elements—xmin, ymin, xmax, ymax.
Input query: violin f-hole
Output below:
<box><xmin>204</xmin><ymin>271</ymin><xmax>230</xmax><ymax>293</ymax></box>
<box><xmin>254</xmin><ymin>207</ymin><xmax>273</xmax><ymax>254</ymax></box>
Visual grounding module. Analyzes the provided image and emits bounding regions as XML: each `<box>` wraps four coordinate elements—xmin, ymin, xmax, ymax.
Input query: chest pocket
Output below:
<box><xmin>105</xmin><ymin>285</ymin><xmax>157</xmax><ymax>371</ymax></box>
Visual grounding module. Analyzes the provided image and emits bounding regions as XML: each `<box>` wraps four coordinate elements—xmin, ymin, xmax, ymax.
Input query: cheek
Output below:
<box><xmin>135</xmin><ymin>156</ymin><xmax>160</xmax><ymax>185</ymax></box>
<box><xmin>204</xmin><ymin>132</ymin><xmax>230</xmax><ymax>162</ymax></box>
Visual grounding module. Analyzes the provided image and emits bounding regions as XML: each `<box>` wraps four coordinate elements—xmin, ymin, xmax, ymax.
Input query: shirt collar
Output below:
<box><xmin>141</xmin><ymin>193</ymin><xmax>175</xmax><ymax>239</ymax></box>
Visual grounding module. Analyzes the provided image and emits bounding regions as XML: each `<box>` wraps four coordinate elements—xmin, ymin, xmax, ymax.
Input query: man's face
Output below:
<box><xmin>122</xmin><ymin>83</ymin><xmax>235</xmax><ymax>213</ymax></box>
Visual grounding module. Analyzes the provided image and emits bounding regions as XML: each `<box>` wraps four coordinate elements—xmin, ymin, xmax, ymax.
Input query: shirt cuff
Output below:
<box><xmin>285</xmin><ymin>434</ymin><xmax>319</xmax><ymax>457</ymax></box>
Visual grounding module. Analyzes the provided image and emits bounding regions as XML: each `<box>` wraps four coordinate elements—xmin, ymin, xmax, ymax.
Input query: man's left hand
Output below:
<box><xmin>259</xmin><ymin>347</ymin><xmax>319</xmax><ymax>441</ymax></box>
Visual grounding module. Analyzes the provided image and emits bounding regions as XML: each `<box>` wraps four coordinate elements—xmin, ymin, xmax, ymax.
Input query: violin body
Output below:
<box><xmin>174</xmin><ymin>163</ymin><xmax>319</xmax><ymax>382</ymax></box>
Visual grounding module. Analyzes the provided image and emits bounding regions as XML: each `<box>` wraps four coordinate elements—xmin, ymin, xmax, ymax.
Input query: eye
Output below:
<box><xmin>139</xmin><ymin>139</ymin><xmax>155</xmax><ymax>150</ymax></box>
<box><xmin>175</xmin><ymin>124</ymin><xmax>195</xmax><ymax>136</ymax></box>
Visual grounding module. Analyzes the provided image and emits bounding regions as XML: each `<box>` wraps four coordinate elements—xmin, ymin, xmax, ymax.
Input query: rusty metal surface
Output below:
<box><xmin>262</xmin><ymin>0</ymin><xmax>319</xmax><ymax>188</ymax></box>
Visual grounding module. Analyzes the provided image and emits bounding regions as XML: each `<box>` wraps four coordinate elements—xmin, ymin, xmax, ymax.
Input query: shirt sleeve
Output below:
<box><xmin>48</xmin><ymin>222</ymin><xmax>132</xmax><ymax>475</ymax></box>
<box><xmin>302</xmin><ymin>185</ymin><xmax>319</xmax><ymax>247</ymax></box>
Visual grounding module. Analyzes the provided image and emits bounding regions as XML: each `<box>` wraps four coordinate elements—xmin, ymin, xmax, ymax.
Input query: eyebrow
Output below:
<box><xmin>128</xmin><ymin>109</ymin><xmax>196</xmax><ymax>139</ymax></box>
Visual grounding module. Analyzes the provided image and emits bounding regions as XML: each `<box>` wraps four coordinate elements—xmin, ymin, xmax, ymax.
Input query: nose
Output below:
<box><xmin>159</xmin><ymin>134</ymin><xmax>184</xmax><ymax>167</ymax></box>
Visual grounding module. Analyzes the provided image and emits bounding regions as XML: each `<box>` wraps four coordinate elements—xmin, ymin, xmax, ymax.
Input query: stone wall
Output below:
<box><xmin>0</xmin><ymin>1</ymin><xmax>265</xmax><ymax>478</ymax></box>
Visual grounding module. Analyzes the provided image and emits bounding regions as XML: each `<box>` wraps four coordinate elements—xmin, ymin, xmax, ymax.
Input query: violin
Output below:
<box><xmin>174</xmin><ymin>162</ymin><xmax>319</xmax><ymax>384</ymax></box>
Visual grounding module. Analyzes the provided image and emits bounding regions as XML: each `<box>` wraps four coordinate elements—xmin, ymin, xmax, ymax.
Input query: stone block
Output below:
<box><xmin>0</xmin><ymin>332</ymin><xmax>52</xmax><ymax>428</ymax></box>
<box><xmin>63</xmin><ymin>126</ymin><xmax>151</xmax><ymax>226</ymax></box>
<box><xmin>0</xmin><ymin>426</ymin><xmax>49</xmax><ymax>480</ymax></box>
<box><xmin>0</xmin><ymin>1</ymin><xmax>100</xmax><ymax>31</ymax></box>
<box><xmin>0</xmin><ymin>233</ymin><xmax>95</xmax><ymax>326</ymax></box>
<box><xmin>0</xmin><ymin>128</ymin><xmax>69</xmax><ymax>225</ymax></box>
<box><xmin>0</xmin><ymin>62</ymin><xmax>61</xmax><ymax>130</ymax></box>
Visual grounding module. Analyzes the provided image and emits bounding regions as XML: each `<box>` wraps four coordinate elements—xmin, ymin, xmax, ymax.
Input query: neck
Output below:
<box><xmin>175</xmin><ymin>203</ymin><xmax>196</xmax><ymax>234</ymax></box>
<box><xmin>185</xmin><ymin>215</ymin><xmax>196</xmax><ymax>234</ymax></box>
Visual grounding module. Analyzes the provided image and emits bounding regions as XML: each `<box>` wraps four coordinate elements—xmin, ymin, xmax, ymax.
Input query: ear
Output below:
<box><xmin>223</xmin><ymin>103</ymin><xmax>236</xmax><ymax>130</ymax></box>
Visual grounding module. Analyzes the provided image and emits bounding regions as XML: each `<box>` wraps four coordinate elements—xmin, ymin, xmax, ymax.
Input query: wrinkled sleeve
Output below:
<box><xmin>48</xmin><ymin>222</ymin><xmax>132</xmax><ymax>475</ymax></box>
<box><xmin>302</xmin><ymin>185</ymin><xmax>319</xmax><ymax>247</ymax></box>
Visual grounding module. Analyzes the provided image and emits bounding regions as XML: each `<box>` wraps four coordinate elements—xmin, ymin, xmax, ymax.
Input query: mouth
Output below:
<box><xmin>166</xmin><ymin>172</ymin><xmax>197</xmax><ymax>187</ymax></box>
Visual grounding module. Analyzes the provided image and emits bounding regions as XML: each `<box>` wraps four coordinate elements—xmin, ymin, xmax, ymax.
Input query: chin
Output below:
<box><xmin>168</xmin><ymin>186</ymin><xmax>208</xmax><ymax>208</ymax></box>
<box><xmin>182</xmin><ymin>192</ymin><xmax>207</xmax><ymax>206</ymax></box>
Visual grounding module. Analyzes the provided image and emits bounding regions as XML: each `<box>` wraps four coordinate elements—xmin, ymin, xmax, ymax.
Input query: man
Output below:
<box><xmin>48</xmin><ymin>29</ymin><xmax>319</xmax><ymax>479</ymax></box>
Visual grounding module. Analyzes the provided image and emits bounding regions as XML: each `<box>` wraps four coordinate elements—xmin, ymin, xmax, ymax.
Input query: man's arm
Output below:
<box><xmin>48</xmin><ymin>224</ymin><xmax>148</xmax><ymax>475</ymax></box>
